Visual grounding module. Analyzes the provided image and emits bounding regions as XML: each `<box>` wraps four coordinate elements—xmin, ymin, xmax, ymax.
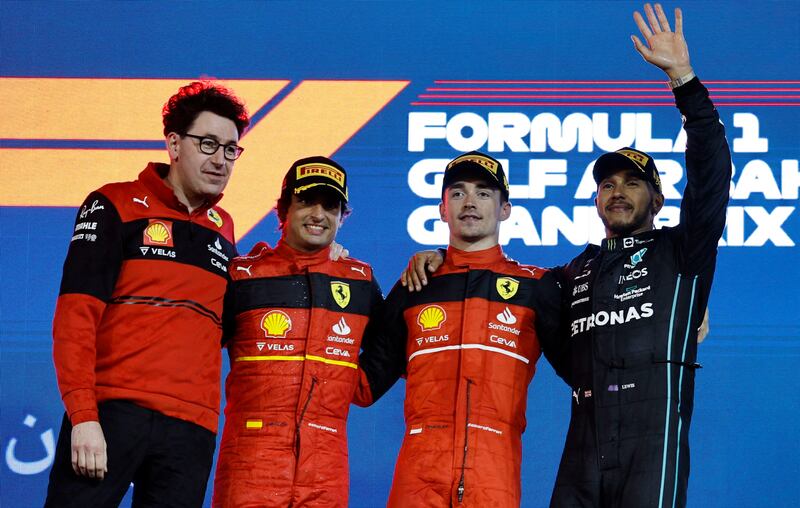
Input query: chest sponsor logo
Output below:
<box><xmin>332</xmin><ymin>317</ymin><xmax>351</xmax><ymax>335</ymax></box>
<box><xmin>326</xmin><ymin>346</ymin><xmax>351</xmax><ymax>358</ymax></box>
<box><xmin>328</xmin><ymin>317</ymin><xmax>355</xmax><ymax>344</ymax></box>
<box><xmin>489</xmin><ymin>335</ymin><xmax>517</xmax><ymax>348</ymax></box>
<box><xmin>208</xmin><ymin>237</ymin><xmax>229</xmax><ymax>261</ymax></box>
<box><xmin>627</xmin><ymin>247</ymin><xmax>647</xmax><ymax>268</ymax></box>
<box><xmin>143</xmin><ymin>219</ymin><xmax>174</xmax><ymax>247</ymax></box>
<box><xmin>623</xmin><ymin>237</ymin><xmax>634</xmax><ymax>248</ymax></box>
<box><xmin>417</xmin><ymin>304</ymin><xmax>446</xmax><ymax>331</ymax></box>
<box><xmin>496</xmin><ymin>277</ymin><xmax>519</xmax><ymax>300</ymax></box>
<box><xmin>570</xmin><ymin>302</ymin><xmax>654</xmax><ymax>337</ymax></box>
<box><xmin>614</xmin><ymin>285</ymin><xmax>651</xmax><ymax>302</ymax></box>
<box><xmin>619</xmin><ymin>267</ymin><xmax>648</xmax><ymax>283</ymax></box>
<box><xmin>415</xmin><ymin>334</ymin><xmax>450</xmax><ymax>346</ymax></box>
<box><xmin>496</xmin><ymin>306</ymin><xmax>517</xmax><ymax>325</ymax></box>
<box><xmin>573</xmin><ymin>282</ymin><xmax>589</xmax><ymax>296</ymax></box>
<box><xmin>139</xmin><ymin>246</ymin><xmax>176</xmax><ymax>258</ymax></box>
<box><xmin>331</xmin><ymin>281</ymin><xmax>350</xmax><ymax>308</ymax></box>
<box><xmin>207</xmin><ymin>208</ymin><xmax>223</xmax><ymax>228</ymax></box>
<box><xmin>489</xmin><ymin>308</ymin><xmax>521</xmax><ymax>338</ymax></box>
<box><xmin>255</xmin><ymin>340</ymin><xmax>294</xmax><ymax>352</ymax></box>
<box><xmin>261</xmin><ymin>310</ymin><xmax>292</xmax><ymax>338</ymax></box>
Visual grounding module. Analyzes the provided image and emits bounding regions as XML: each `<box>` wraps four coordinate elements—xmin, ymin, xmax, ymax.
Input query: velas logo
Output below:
<box><xmin>0</xmin><ymin>78</ymin><xmax>409</xmax><ymax>241</ymax></box>
<box><xmin>143</xmin><ymin>220</ymin><xmax>173</xmax><ymax>247</ymax></box>
<box><xmin>261</xmin><ymin>310</ymin><xmax>292</xmax><ymax>338</ymax></box>
<box><xmin>417</xmin><ymin>305</ymin><xmax>446</xmax><ymax>331</ymax></box>
<box><xmin>207</xmin><ymin>208</ymin><xmax>223</xmax><ymax>228</ymax></box>
<box><xmin>297</xmin><ymin>163</ymin><xmax>345</xmax><ymax>186</ymax></box>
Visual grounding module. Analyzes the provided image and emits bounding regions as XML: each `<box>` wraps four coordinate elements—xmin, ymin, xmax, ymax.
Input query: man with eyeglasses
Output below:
<box><xmin>45</xmin><ymin>81</ymin><xmax>249</xmax><ymax>507</ymax></box>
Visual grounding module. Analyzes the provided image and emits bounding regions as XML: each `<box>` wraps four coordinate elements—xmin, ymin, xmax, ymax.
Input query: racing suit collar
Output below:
<box><xmin>138</xmin><ymin>162</ymin><xmax>224</xmax><ymax>214</ymax></box>
<box><xmin>274</xmin><ymin>239</ymin><xmax>331</xmax><ymax>269</ymax></box>
<box><xmin>601</xmin><ymin>229</ymin><xmax>659</xmax><ymax>251</ymax></box>
<box><xmin>446</xmin><ymin>244</ymin><xmax>505</xmax><ymax>268</ymax></box>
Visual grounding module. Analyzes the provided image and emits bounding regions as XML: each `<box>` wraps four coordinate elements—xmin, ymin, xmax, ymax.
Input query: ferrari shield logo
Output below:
<box><xmin>331</xmin><ymin>281</ymin><xmax>350</xmax><ymax>308</ymax></box>
<box><xmin>496</xmin><ymin>277</ymin><xmax>519</xmax><ymax>300</ymax></box>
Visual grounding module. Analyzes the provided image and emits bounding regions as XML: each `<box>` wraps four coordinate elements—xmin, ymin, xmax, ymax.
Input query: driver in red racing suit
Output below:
<box><xmin>359</xmin><ymin>152</ymin><xmax>563</xmax><ymax>507</ymax></box>
<box><xmin>213</xmin><ymin>157</ymin><xmax>382</xmax><ymax>507</ymax></box>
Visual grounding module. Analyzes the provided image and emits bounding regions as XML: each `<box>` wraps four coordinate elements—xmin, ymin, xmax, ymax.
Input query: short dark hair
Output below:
<box><xmin>162</xmin><ymin>81</ymin><xmax>250</xmax><ymax>138</ymax></box>
<box><xmin>276</xmin><ymin>189</ymin><xmax>351</xmax><ymax>229</ymax></box>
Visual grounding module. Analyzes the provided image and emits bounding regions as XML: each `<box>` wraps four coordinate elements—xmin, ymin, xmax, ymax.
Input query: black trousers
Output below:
<box><xmin>44</xmin><ymin>400</ymin><xmax>216</xmax><ymax>508</ymax></box>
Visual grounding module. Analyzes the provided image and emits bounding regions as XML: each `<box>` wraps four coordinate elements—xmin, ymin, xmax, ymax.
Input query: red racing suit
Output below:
<box><xmin>53</xmin><ymin>162</ymin><xmax>235</xmax><ymax>432</ymax></box>
<box><xmin>213</xmin><ymin>240</ymin><xmax>383</xmax><ymax>507</ymax></box>
<box><xmin>359</xmin><ymin>245</ymin><xmax>563</xmax><ymax>507</ymax></box>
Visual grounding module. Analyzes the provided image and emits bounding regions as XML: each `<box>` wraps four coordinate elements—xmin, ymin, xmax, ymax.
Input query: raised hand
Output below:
<box><xmin>631</xmin><ymin>3</ymin><xmax>692</xmax><ymax>79</ymax></box>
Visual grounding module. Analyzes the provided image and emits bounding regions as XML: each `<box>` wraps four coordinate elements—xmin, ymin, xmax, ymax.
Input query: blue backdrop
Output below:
<box><xmin>1</xmin><ymin>1</ymin><xmax>798</xmax><ymax>506</ymax></box>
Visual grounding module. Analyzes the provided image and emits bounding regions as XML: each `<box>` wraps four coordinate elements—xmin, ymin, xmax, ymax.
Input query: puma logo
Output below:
<box><xmin>350</xmin><ymin>266</ymin><xmax>366</xmax><ymax>276</ymax></box>
<box><xmin>236</xmin><ymin>265</ymin><xmax>252</xmax><ymax>276</ymax></box>
<box><xmin>132</xmin><ymin>196</ymin><xmax>149</xmax><ymax>208</ymax></box>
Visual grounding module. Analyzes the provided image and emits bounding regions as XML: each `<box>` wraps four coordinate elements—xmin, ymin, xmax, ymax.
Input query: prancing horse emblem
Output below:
<box><xmin>330</xmin><ymin>281</ymin><xmax>350</xmax><ymax>308</ymax></box>
<box><xmin>496</xmin><ymin>277</ymin><xmax>519</xmax><ymax>300</ymax></box>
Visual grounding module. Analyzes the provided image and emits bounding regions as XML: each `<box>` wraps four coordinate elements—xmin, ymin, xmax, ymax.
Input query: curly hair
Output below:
<box><xmin>162</xmin><ymin>81</ymin><xmax>250</xmax><ymax>137</ymax></box>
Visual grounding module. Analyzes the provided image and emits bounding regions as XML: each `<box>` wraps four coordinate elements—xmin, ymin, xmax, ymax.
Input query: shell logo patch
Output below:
<box><xmin>417</xmin><ymin>305</ymin><xmax>446</xmax><ymax>331</ymax></box>
<box><xmin>496</xmin><ymin>277</ymin><xmax>519</xmax><ymax>300</ymax></box>
<box><xmin>207</xmin><ymin>208</ymin><xmax>223</xmax><ymax>228</ymax></box>
<box><xmin>261</xmin><ymin>310</ymin><xmax>292</xmax><ymax>338</ymax></box>
<box><xmin>143</xmin><ymin>220</ymin><xmax>173</xmax><ymax>247</ymax></box>
<box><xmin>331</xmin><ymin>281</ymin><xmax>350</xmax><ymax>308</ymax></box>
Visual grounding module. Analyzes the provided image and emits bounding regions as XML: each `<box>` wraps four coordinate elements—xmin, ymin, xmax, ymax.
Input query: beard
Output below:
<box><xmin>600</xmin><ymin>205</ymin><xmax>654</xmax><ymax>237</ymax></box>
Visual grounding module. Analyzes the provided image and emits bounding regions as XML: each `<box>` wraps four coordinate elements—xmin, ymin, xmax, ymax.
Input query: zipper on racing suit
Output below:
<box><xmin>294</xmin><ymin>377</ymin><xmax>318</xmax><ymax>457</ymax></box>
<box><xmin>457</xmin><ymin>378</ymin><xmax>473</xmax><ymax>503</ymax></box>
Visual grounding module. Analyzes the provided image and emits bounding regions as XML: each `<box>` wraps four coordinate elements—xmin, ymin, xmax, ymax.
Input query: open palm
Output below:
<box><xmin>632</xmin><ymin>3</ymin><xmax>692</xmax><ymax>78</ymax></box>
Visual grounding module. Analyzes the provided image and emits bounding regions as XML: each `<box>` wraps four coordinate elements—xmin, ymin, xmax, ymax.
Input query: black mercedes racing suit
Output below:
<box><xmin>549</xmin><ymin>78</ymin><xmax>731</xmax><ymax>508</ymax></box>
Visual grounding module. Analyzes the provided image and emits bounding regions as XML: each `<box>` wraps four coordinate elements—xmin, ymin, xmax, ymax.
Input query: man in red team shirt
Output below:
<box><xmin>46</xmin><ymin>81</ymin><xmax>249</xmax><ymax>507</ymax></box>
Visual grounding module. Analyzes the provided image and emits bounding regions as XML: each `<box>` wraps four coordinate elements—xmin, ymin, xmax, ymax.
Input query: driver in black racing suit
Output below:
<box><xmin>549</xmin><ymin>4</ymin><xmax>732</xmax><ymax>506</ymax></box>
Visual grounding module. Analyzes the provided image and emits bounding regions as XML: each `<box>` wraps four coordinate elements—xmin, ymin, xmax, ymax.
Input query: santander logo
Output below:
<box><xmin>332</xmin><ymin>317</ymin><xmax>351</xmax><ymax>335</ymax></box>
<box><xmin>496</xmin><ymin>307</ymin><xmax>517</xmax><ymax>325</ymax></box>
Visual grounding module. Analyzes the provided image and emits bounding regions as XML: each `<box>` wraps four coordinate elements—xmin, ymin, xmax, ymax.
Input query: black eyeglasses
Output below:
<box><xmin>182</xmin><ymin>134</ymin><xmax>244</xmax><ymax>161</ymax></box>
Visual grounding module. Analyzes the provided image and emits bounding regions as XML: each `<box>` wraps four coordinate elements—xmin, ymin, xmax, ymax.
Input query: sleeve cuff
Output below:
<box><xmin>672</xmin><ymin>76</ymin><xmax>704</xmax><ymax>98</ymax></box>
<box><xmin>63</xmin><ymin>388</ymin><xmax>98</xmax><ymax>424</ymax></box>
